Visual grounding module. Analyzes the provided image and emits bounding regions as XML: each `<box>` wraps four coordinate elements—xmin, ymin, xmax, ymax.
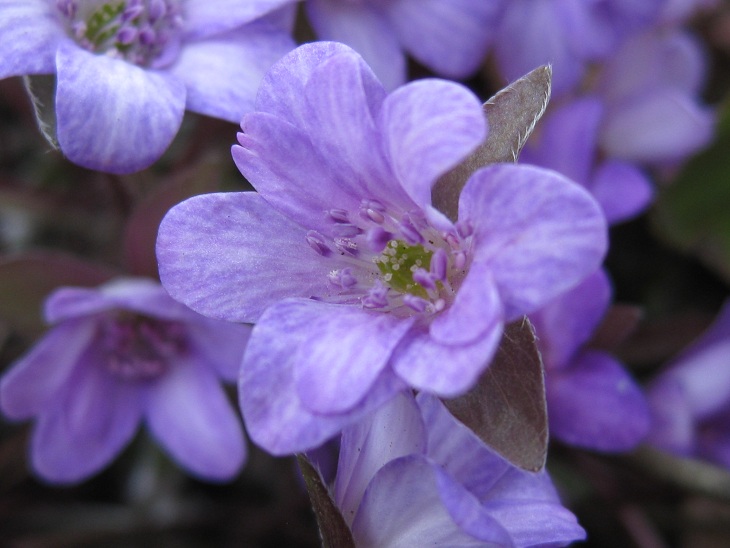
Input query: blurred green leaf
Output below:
<box><xmin>653</xmin><ymin>100</ymin><xmax>730</xmax><ymax>282</ymax></box>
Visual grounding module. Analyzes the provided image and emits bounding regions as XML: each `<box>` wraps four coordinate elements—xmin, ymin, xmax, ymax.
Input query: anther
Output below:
<box><xmin>328</xmin><ymin>208</ymin><xmax>350</xmax><ymax>223</ymax></box>
<box><xmin>306</xmin><ymin>230</ymin><xmax>330</xmax><ymax>256</ymax></box>
<box><xmin>430</xmin><ymin>248</ymin><xmax>448</xmax><ymax>281</ymax></box>
<box><xmin>412</xmin><ymin>268</ymin><xmax>436</xmax><ymax>291</ymax></box>
<box><xmin>403</xmin><ymin>294</ymin><xmax>429</xmax><ymax>313</ymax></box>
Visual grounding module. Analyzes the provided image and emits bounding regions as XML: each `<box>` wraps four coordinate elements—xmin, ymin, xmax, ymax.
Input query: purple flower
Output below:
<box><xmin>1</xmin><ymin>0</ymin><xmax>296</xmax><ymax>173</ymax></box>
<box><xmin>304</xmin><ymin>0</ymin><xmax>501</xmax><ymax>90</ymax></box>
<box><xmin>647</xmin><ymin>302</ymin><xmax>730</xmax><ymax>468</ymax></box>
<box><xmin>530</xmin><ymin>270</ymin><xmax>651</xmax><ymax>452</ymax></box>
<box><xmin>326</xmin><ymin>391</ymin><xmax>586</xmax><ymax>546</ymax></box>
<box><xmin>521</xmin><ymin>97</ymin><xmax>654</xmax><ymax>224</ymax></box>
<box><xmin>0</xmin><ymin>277</ymin><xmax>249</xmax><ymax>483</ymax></box>
<box><xmin>157</xmin><ymin>42</ymin><xmax>608</xmax><ymax>455</ymax></box>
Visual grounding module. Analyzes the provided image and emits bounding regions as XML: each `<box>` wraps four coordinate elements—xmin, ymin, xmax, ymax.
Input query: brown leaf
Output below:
<box><xmin>442</xmin><ymin>318</ymin><xmax>548</xmax><ymax>471</ymax></box>
<box><xmin>297</xmin><ymin>454</ymin><xmax>355</xmax><ymax>548</ymax></box>
<box><xmin>431</xmin><ymin>65</ymin><xmax>552</xmax><ymax>221</ymax></box>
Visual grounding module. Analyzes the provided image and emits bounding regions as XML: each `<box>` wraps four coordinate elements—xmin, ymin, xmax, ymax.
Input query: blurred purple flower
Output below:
<box><xmin>304</xmin><ymin>0</ymin><xmax>501</xmax><ymax>90</ymax></box>
<box><xmin>156</xmin><ymin>42</ymin><xmax>608</xmax><ymax>455</ymax></box>
<box><xmin>0</xmin><ymin>277</ymin><xmax>249</xmax><ymax>484</ymax></box>
<box><xmin>327</xmin><ymin>391</ymin><xmax>586</xmax><ymax>546</ymax></box>
<box><xmin>521</xmin><ymin>97</ymin><xmax>654</xmax><ymax>224</ymax></box>
<box><xmin>647</xmin><ymin>302</ymin><xmax>730</xmax><ymax>468</ymax></box>
<box><xmin>530</xmin><ymin>270</ymin><xmax>651</xmax><ymax>452</ymax></box>
<box><xmin>0</xmin><ymin>0</ymin><xmax>296</xmax><ymax>173</ymax></box>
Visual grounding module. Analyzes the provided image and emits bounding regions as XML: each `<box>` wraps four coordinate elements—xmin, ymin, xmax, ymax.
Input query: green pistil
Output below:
<box><xmin>85</xmin><ymin>2</ymin><xmax>126</xmax><ymax>49</ymax></box>
<box><xmin>377</xmin><ymin>240</ymin><xmax>433</xmax><ymax>298</ymax></box>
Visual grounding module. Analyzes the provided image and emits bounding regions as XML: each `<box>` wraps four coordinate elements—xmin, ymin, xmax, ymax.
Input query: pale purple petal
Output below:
<box><xmin>646</xmin><ymin>376</ymin><xmax>695</xmax><ymax>455</ymax></box>
<box><xmin>294</xmin><ymin>304</ymin><xmax>414</xmax><ymax>414</ymax></box>
<box><xmin>392</xmin><ymin>321</ymin><xmax>504</xmax><ymax>397</ymax></box>
<box><xmin>600</xmin><ymin>90</ymin><xmax>715</xmax><ymax>164</ymax></box>
<box><xmin>589</xmin><ymin>160</ymin><xmax>654</xmax><ymax>223</ymax></box>
<box><xmin>239</xmin><ymin>298</ymin><xmax>405</xmax><ymax>455</ymax></box>
<box><xmin>547</xmin><ymin>350</ymin><xmax>651</xmax><ymax>451</ymax></box>
<box><xmin>183</xmin><ymin>0</ymin><xmax>296</xmax><ymax>39</ymax></box>
<box><xmin>334</xmin><ymin>393</ymin><xmax>426</xmax><ymax>524</ymax></box>
<box><xmin>145</xmin><ymin>357</ymin><xmax>246</xmax><ymax>480</ymax></box>
<box><xmin>0</xmin><ymin>0</ymin><xmax>63</xmax><ymax>78</ymax></box>
<box><xmin>382</xmin><ymin>0</ymin><xmax>499</xmax><ymax>78</ymax></box>
<box><xmin>157</xmin><ymin>192</ymin><xmax>333</xmax><ymax>323</ymax></box>
<box><xmin>45</xmin><ymin>278</ymin><xmax>198</xmax><ymax>324</ymax></box>
<box><xmin>170</xmin><ymin>24</ymin><xmax>295</xmax><ymax>122</ymax></box>
<box><xmin>352</xmin><ymin>456</ymin><xmax>512</xmax><ymax>546</ymax></box>
<box><xmin>460</xmin><ymin>164</ymin><xmax>607</xmax><ymax>320</ymax></box>
<box><xmin>379</xmin><ymin>79</ymin><xmax>487</xmax><ymax>209</ymax></box>
<box><xmin>521</xmin><ymin>97</ymin><xmax>603</xmax><ymax>186</ymax></box>
<box><xmin>430</xmin><ymin>259</ymin><xmax>502</xmax><ymax>345</ymax></box>
<box><xmin>233</xmin><ymin>113</ymin><xmax>364</xmax><ymax>233</ymax></box>
<box><xmin>0</xmin><ymin>319</ymin><xmax>95</xmax><ymax>420</ymax></box>
<box><xmin>306</xmin><ymin>0</ymin><xmax>405</xmax><ymax>90</ymax></box>
<box><xmin>55</xmin><ymin>43</ymin><xmax>185</xmax><ymax>173</ymax></box>
<box><xmin>31</xmin><ymin>349</ymin><xmax>143</xmax><ymax>483</ymax></box>
<box><xmin>530</xmin><ymin>269</ymin><xmax>611</xmax><ymax>369</ymax></box>
<box><xmin>185</xmin><ymin>320</ymin><xmax>251</xmax><ymax>382</ymax></box>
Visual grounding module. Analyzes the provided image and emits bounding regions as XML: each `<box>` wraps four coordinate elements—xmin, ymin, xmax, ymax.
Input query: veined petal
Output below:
<box><xmin>239</xmin><ymin>298</ymin><xmax>405</xmax><ymax>455</ymax></box>
<box><xmin>379</xmin><ymin>79</ymin><xmax>487</xmax><ymax>209</ymax></box>
<box><xmin>383</xmin><ymin>0</ymin><xmax>499</xmax><ymax>78</ymax></box>
<box><xmin>145</xmin><ymin>357</ymin><xmax>246</xmax><ymax>481</ymax></box>
<box><xmin>530</xmin><ymin>269</ymin><xmax>611</xmax><ymax>369</ymax></box>
<box><xmin>294</xmin><ymin>303</ymin><xmax>414</xmax><ymax>414</ymax></box>
<box><xmin>334</xmin><ymin>392</ymin><xmax>426</xmax><ymax>525</ymax></box>
<box><xmin>55</xmin><ymin>43</ymin><xmax>185</xmax><ymax>173</ymax></box>
<box><xmin>0</xmin><ymin>0</ymin><xmax>63</xmax><ymax>78</ymax></box>
<box><xmin>183</xmin><ymin>0</ymin><xmax>296</xmax><ymax>40</ymax></box>
<box><xmin>306</xmin><ymin>0</ymin><xmax>405</xmax><ymax>91</ymax></box>
<box><xmin>547</xmin><ymin>350</ymin><xmax>651</xmax><ymax>451</ymax></box>
<box><xmin>352</xmin><ymin>455</ymin><xmax>512</xmax><ymax>547</ymax></box>
<box><xmin>460</xmin><ymin>164</ymin><xmax>607</xmax><ymax>320</ymax></box>
<box><xmin>589</xmin><ymin>160</ymin><xmax>654</xmax><ymax>223</ymax></box>
<box><xmin>31</xmin><ymin>348</ymin><xmax>143</xmax><ymax>483</ymax></box>
<box><xmin>171</xmin><ymin>23</ymin><xmax>295</xmax><ymax>123</ymax></box>
<box><xmin>157</xmin><ymin>192</ymin><xmax>332</xmax><ymax>323</ymax></box>
<box><xmin>392</xmin><ymin>321</ymin><xmax>504</xmax><ymax>397</ymax></box>
<box><xmin>0</xmin><ymin>319</ymin><xmax>95</xmax><ymax>420</ymax></box>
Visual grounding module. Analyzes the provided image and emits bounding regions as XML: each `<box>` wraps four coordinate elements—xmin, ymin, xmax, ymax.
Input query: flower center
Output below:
<box><xmin>100</xmin><ymin>313</ymin><xmax>188</xmax><ymax>381</ymax></box>
<box><xmin>306</xmin><ymin>198</ymin><xmax>473</xmax><ymax>318</ymax></box>
<box><xmin>56</xmin><ymin>0</ymin><xmax>184</xmax><ymax>67</ymax></box>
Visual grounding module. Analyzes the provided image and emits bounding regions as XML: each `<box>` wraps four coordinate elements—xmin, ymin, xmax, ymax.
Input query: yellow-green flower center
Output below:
<box><xmin>376</xmin><ymin>240</ymin><xmax>433</xmax><ymax>298</ymax></box>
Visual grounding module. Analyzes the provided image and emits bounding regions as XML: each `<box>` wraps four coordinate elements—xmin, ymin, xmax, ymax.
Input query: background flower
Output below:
<box><xmin>0</xmin><ymin>277</ymin><xmax>249</xmax><ymax>483</ymax></box>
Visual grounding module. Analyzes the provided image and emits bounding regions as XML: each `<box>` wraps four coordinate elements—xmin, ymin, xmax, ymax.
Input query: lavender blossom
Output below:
<box><xmin>530</xmin><ymin>270</ymin><xmax>651</xmax><ymax>452</ymax></box>
<box><xmin>326</xmin><ymin>391</ymin><xmax>586</xmax><ymax>546</ymax></box>
<box><xmin>157</xmin><ymin>42</ymin><xmax>608</xmax><ymax>455</ymax></box>
<box><xmin>647</xmin><ymin>302</ymin><xmax>730</xmax><ymax>468</ymax></box>
<box><xmin>1</xmin><ymin>0</ymin><xmax>296</xmax><ymax>173</ymax></box>
<box><xmin>304</xmin><ymin>0</ymin><xmax>501</xmax><ymax>90</ymax></box>
<box><xmin>0</xmin><ymin>277</ymin><xmax>249</xmax><ymax>483</ymax></box>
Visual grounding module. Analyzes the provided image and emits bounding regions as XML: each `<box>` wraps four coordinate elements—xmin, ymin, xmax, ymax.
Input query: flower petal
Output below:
<box><xmin>646</xmin><ymin>375</ymin><xmax>695</xmax><ymax>455</ymax></box>
<box><xmin>145</xmin><ymin>357</ymin><xmax>246</xmax><ymax>480</ymax></box>
<box><xmin>55</xmin><ymin>43</ymin><xmax>185</xmax><ymax>173</ymax></box>
<box><xmin>0</xmin><ymin>0</ymin><xmax>62</xmax><ymax>78</ymax></box>
<box><xmin>589</xmin><ymin>159</ymin><xmax>654</xmax><ymax>223</ymax></box>
<box><xmin>157</xmin><ymin>191</ymin><xmax>332</xmax><ymax>323</ymax></box>
<box><xmin>530</xmin><ymin>269</ymin><xmax>611</xmax><ymax>369</ymax></box>
<box><xmin>334</xmin><ymin>392</ymin><xmax>426</xmax><ymax>523</ymax></box>
<box><xmin>183</xmin><ymin>0</ymin><xmax>296</xmax><ymax>39</ymax></box>
<box><xmin>382</xmin><ymin>0</ymin><xmax>499</xmax><ymax>78</ymax></box>
<box><xmin>392</xmin><ymin>321</ymin><xmax>504</xmax><ymax>398</ymax></box>
<box><xmin>239</xmin><ymin>298</ymin><xmax>405</xmax><ymax>455</ymax></box>
<box><xmin>352</xmin><ymin>455</ymin><xmax>512</xmax><ymax>546</ymax></box>
<box><xmin>379</xmin><ymin>79</ymin><xmax>487</xmax><ymax>209</ymax></box>
<box><xmin>31</xmin><ymin>348</ymin><xmax>142</xmax><ymax>483</ymax></box>
<box><xmin>171</xmin><ymin>23</ymin><xmax>295</xmax><ymax>122</ymax></box>
<box><xmin>295</xmin><ymin>303</ymin><xmax>414</xmax><ymax>414</ymax></box>
<box><xmin>547</xmin><ymin>350</ymin><xmax>651</xmax><ymax>451</ymax></box>
<box><xmin>186</xmin><ymin>319</ymin><xmax>251</xmax><ymax>382</ymax></box>
<box><xmin>305</xmin><ymin>0</ymin><xmax>405</xmax><ymax>90</ymax></box>
<box><xmin>460</xmin><ymin>163</ymin><xmax>607</xmax><ymax>320</ymax></box>
<box><xmin>0</xmin><ymin>319</ymin><xmax>95</xmax><ymax>420</ymax></box>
